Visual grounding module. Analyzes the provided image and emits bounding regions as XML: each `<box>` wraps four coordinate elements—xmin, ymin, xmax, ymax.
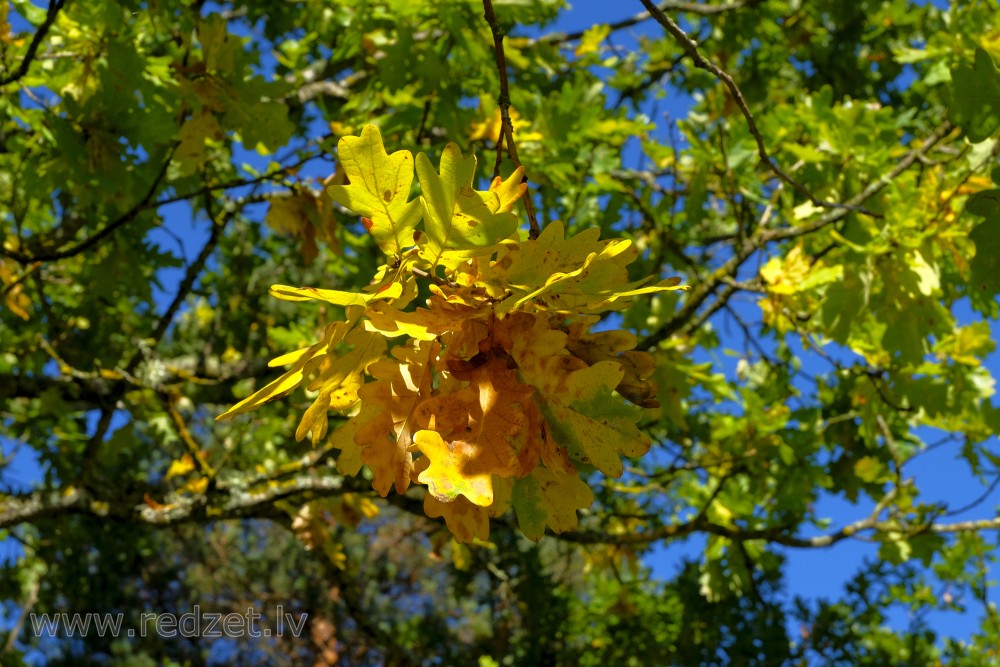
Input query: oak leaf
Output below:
<box><xmin>416</xmin><ymin>143</ymin><xmax>520</xmax><ymax>265</ymax></box>
<box><xmin>327</xmin><ymin>124</ymin><xmax>422</xmax><ymax>256</ymax></box>
<box><xmin>513</xmin><ymin>466</ymin><xmax>595</xmax><ymax>541</ymax></box>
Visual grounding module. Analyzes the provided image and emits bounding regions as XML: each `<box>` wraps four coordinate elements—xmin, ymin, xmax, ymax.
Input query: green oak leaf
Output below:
<box><xmin>949</xmin><ymin>47</ymin><xmax>1000</xmax><ymax>143</ymax></box>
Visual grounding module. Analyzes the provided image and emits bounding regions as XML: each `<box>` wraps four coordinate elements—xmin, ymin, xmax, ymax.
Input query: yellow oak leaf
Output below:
<box><xmin>216</xmin><ymin>321</ymin><xmax>351</xmax><ymax>421</ymax></box>
<box><xmin>360</xmin><ymin>424</ymin><xmax>415</xmax><ymax>497</ymax></box>
<box><xmin>424</xmin><ymin>494</ymin><xmax>489</xmax><ymax>544</ymax></box>
<box><xmin>0</xmin><ymin>260</ymin><xmax>31</xmax><ymax>320</ymax></box>
<box><xmin>453</xmin><ymin>355</ymin><xmax>543</xmax><ymax>474</ymax></box>
<box><xmin>760</xmin><ymin>244</ymin><xmax>812</xmax><ymax>296</ymax></box>
<box><xmin>511</xmin><ymin>319</ymin><xmax>650</xmax><ymax>477</ymax></box>
<box><xmin>165</xmin><ymin>455</ymin><xmax>196</xmax><ymax>480</ymax></box>
<box><xmin>512</xmin><ymin>466</ymin><xmax>595</xmax><ymax>541</ymax></box>
<box><xmin>265</xmin><ymin>193</ymin><xmax>312</xmax><ymax>237</ymax></box>
<box><xmin>269</xmin><ymin>280</ymin><xmax>402</xmax><ymax>307</ymax></box>
<box><xmin>330</xmin><ymin>411</ymin><xmax>364</xmax><ymax>476</ymax></box>
<box><xmin>305</xmin><ymin>327</ymin><xmax>385</xmax><ymax>393</ymax></box>
<box><xmin>484</xmin><ymin>221</ymin><xmax>602</xmax><ymax>294</ymax></box>
<box><xmin>372</xmin><ymin>341</ymin><xmax>437</xmax><ymax>445</ymax></box>
<box><xmin>575</xmin><ymin>24</ymin><xmax>611</xmax><ymax>57</ymax></box>
<box><xmin>327</xmin><ymin>124</ymin><xmax>422</xmax><ymax>255</ymax></box>
<box><xmin>490</xmin><ymin>475</ymin><xmax>513</xmax><ymax>518</ymax></box>
<box><xmin>265</xmin><ymin>191</ymin><xmax>338</xmax><ymax>264</ymax></box>
<box><xmin>469</xmin><ymin>107</ymin><xmax>542</xmax><ymax>144</ymax></box>
<box><xmin>534</xmin><ymin>360</ymin><xmax>651</xmax><ymax>477</ymax></box>
<box><xmin>348</xmin><ymin>341</ymin><xmax>437</xmax><ymax>495</ymax></box>
<box><xmin>416</xmin><ymin>143</ymin><xmax>519</xmax><ymax>264</ymax></box>
<box><xmin>336</xmin><ymin>399</ymin><xmax>413</xmax><ymax>496</ymax></box>
<box><xmin>567</xmin><ymin>328</ymin><xmax>660</xmax><ymax>408</ymax></box>
<box><xmin>364</xmin><ymin>296</ymin><xmax>486</xmax><ymax>341</ymax></box>
<box><xmin>295</xmin><ymin>371</ymin><xmax>362</xmax><ymax>445</ymax></box>
<box><xmin>485</xmin><ymin>221</ymin><xmax>685</xmax><ymax>314</ymax></box>
<box><xmin>413</xmin><ymin>323</ymin><xmax>559</xmax><ymax>483</ymax></box>
<box><xmin>415</xmin><ymin>429</ymin><xmax>497</xmax><ymax>506</ymax></box>
<box><xmin>488</xmin><ymin>166</ymin><xmax>527</xmax><ymax>213</ymax></box>
<box><xmin>508</xmin><ymin>238</ymin><xmax>670</xmax><ymax>312</ymax></box>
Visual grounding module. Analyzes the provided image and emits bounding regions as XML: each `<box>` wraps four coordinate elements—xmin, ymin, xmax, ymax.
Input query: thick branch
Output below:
<box><xmin>0</xmin><ymin>473</ymin><xmax>351</xmax><ymax>530</ymax></box>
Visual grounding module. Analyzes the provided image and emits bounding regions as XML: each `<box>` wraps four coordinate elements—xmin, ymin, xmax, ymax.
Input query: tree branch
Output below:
<box><xmin>482</xmin><ymin>0</ymin><xmax>541</xmax><ymax>238</ymax></box>
<box><xmin>639</xmin><ymin>0</ymin><xmax>876</xmax><ymax>217</ymax></box>
<box><xmin>0</xmin><ymin>0</ymin><xmax>68</xmax><ymax>88</ymax></box>
<box><xmin>0</xmin><ymin>473</ymin><xmax>352</xmax><ymax>530</ymax></box>
<box><xmin>0</xmin><ymin>148</ymin><xmax>174</xmax><ymax>264</ymax></box>
<box><xmin>134</xmin><ymin>209</ymin><xmax>225</xmax><ymax>368</ymax></box>
<box><xmin>760</xmin><ymin>120</ymin><xmax>955</xmax><ymax>243</ymax></box>
<box><xmin>0</xmin><ymin>358</ymin><xmax>272</xmax><ymax>408</ymax></box>
<box><xmin>639</xmin><ymin>120</ymin><xmax>954</xmax><ymax>349</ymax></box>
<box><xmin>531</xmin><ymin>1</ymin><xmax>747</xmax><ymax>46</ymax></box>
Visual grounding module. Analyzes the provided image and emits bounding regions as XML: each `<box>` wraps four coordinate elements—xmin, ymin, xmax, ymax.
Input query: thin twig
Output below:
<box><xmin>482</xmin><ymin>0</ymin><xmax>541</xmax><ymax>239</ymax></box>
<box><xmin>943</xmin><ymin>471</ymin><xmax>1000</xmax><ymax>518</ymax></box>
<box><xmin>138</xmin><ymin>208</ymin><xmax>225</xmax><ymax>363</ymax></box>
<box><xmin>530</xmin><ymin>0</ymin><xmax>746</xmax><ymax>46</ymax></box>
<box><xmin>639</xmin><ymin>0</ymin><xmax>875</xmax><ymax>216</ymax></box>
<box><xmin>159</xmin><ymin>391</ymin><xmax>216</xmax><ymax>479</ymax></box>
<box><xmin>153</xmin><ymin>151</ymin><xmax>325</xmax><ymax>209</ymax></box>
<box><xmin>0</xmin><ymin>148</ymin><xmax>175</xmax><ymax>264</ymax></box>
<box><xmin>640</xmin><ymin>120</ymin><xmax>953</xmax><ymax>349</ymax></box>
<box><xmin>0</xmin><ymin>0</ymin><xmax>68</xmax><ymax>87</ymax></box>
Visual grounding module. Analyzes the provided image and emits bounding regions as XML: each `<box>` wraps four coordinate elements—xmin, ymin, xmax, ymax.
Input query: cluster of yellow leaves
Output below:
<box><xmin>0</xmin><ymin>257</ymin><xmax>32</xmax><ymax>321</ymax></box>
<box><xmin>289</xmin><ymin>494</ymin><xmax>380</xmax><ymax>568</ymax></box>
<box><xmin>220</xmin><ymin>125</ymin><xmax>685</xmax><ymax>542</ymax></box>
<box><xmin>469</xmin><ymin>106</ymin><xmax>543</xmax><ymax>145</ymax></box>
<box><xmin>264</xmin><ymin>189</ymin><xmax>340</xmax><ymax>265</ymax></box>
<box><xmin>759</xmin><ymin>243</ymin><xmax>842</xmax><ymax>333</ymax></box>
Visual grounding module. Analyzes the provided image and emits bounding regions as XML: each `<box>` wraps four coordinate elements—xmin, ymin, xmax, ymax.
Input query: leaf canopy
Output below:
<box><xmin>2</xmin><ymin>0</ymin><xmax>1000</xmax><ymax>663</ymax></box>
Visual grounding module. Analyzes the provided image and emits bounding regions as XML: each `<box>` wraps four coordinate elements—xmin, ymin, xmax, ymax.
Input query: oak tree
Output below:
<box><xmin>2</xmin><ymin>0</ymin><xmax>1000</xmax><ymax>664</ymax></box>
